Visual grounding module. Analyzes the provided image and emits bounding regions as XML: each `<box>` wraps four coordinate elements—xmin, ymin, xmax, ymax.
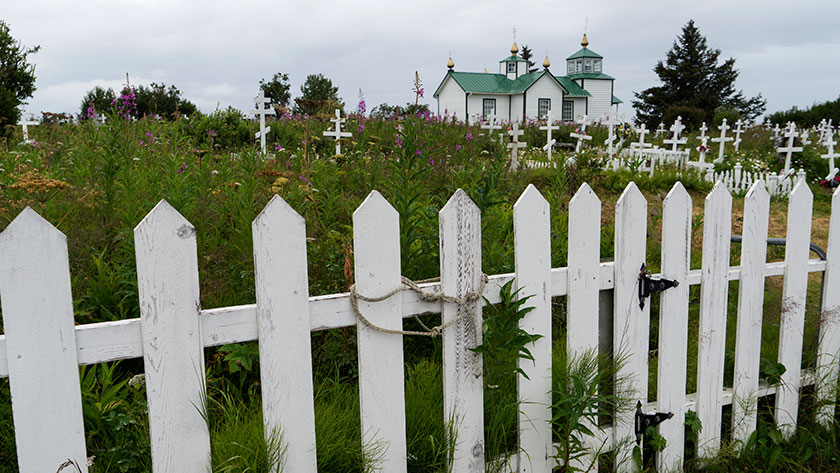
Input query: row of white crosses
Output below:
<box><xmin>253</xmin><ymin>90</ymin><xmax>274</xmax><ymax>155</ymax></box>
<box><xmin>323</xmin><ymin>109</ymin><xmax>352</xmax><ymax>156</ymax></box>
<box><xmin>18</xmin><ymin>112</ymin><xmax>38</xmax><ymax>144</ymax></box>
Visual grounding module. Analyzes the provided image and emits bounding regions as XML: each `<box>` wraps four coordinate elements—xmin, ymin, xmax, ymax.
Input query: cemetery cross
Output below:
<box><xmin>711</xmin><ymin>118</ymin><xmax>734</xmax><ymax>163</ymax></box>
<box><xmin>323</xmin><ymin>109</ymin><xmax>352</xmax><ymax>156</ymax></box>
<box><xmin>539</xmin><ymin>110</ymin><xmax>558</xmax><ymax>161</ymax></box>
<box><xmin>253</xmin><ymin>90</ymin><xmax>274</xmax><ymax>155</ymax></box>
<box><xmin>777</xmin><ymin>122</ymin><xmax>803</xmax><ymax>174</ymax></box>
<box><xmin>507</xmin><ymin>122</ymin><xmax>527</xmax><ymax>169</ymax></box>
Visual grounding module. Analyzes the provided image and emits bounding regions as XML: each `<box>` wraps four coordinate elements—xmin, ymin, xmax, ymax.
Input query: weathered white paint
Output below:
<box><xmin>613</xmin><ymin>182</ymin><xmax>648</xmax><ymax>473</ymax></box>
<box><xmin>775</xmin><ymin>181</ymin><xmax>813</xmax><ymax>438</ymax></box>
<box><xmin>817</xmin><ymin>186</ymin><xmax>840</xmax><ymax>425</ymax></box>
<box><xmin>657</xmin><ymin>183</ymin><xmax>692</xmax><ymax>472</ymax></box>
<box><xmin>134</xmin><ymin>200</ymin><xmax>212</xmax><ymax>473</ymax></box>
<box><xmin>440</xmin><ymin>189</ymin><xmax>485</xmax><ymax>472</ymax></box>
<box><xmin>252</xmin><ymin>196</ymin><xmax>318</xmax><ymax>472</ymax></box>
<box><xmin>513</xmin><ymin>184</ymin><xmax>553</xmax><ymax>473</ymax></box>
<box><xmin>581</xmin><ymin>79</ymin><xmax>613</xmax><ymax>120</ymax></box>
<box><xmin>0</xmin><ymin>208</ymin><xmax>88</xmax><ymax>473</ymax></box>
<box><xmin>731</xmin><ymin>182</ymin><xmax>770</xmax><ymax>446</ymax></box>
<box><xmin>436</xmin><ymin>76</ymin><xmax>467</xmax><ymax>119</ymax></box>
<box><xmin>696</xmin><ymin>183</ymin><xmax>732</xmax><ymax>458</ymax></box>
<box><xmin>352</xmin><ymin>191</ymin><xmax>407</xmax><ymax>472</ymax></box>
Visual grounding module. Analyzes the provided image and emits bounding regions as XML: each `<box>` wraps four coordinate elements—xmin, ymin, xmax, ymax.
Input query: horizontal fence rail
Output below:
<box><xmin>1</xmin><ymin>180</ymin><xmax>839</xmax><ymax>473</ymax></box>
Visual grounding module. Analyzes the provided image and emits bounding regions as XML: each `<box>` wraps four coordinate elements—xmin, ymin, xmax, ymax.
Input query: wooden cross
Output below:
<box><xmin>777</xmin><ymin>122</ymin><xmax>803</xmax><ymax>174</ymax></box>
<box><xmin>507</xmin><ymin>122</ymin><xmax>527</xmax><ymax>169</ymax></box>
<box><xmin>323</xmin><ymin>109</ymin><xmax>352</xmax><ymax>156</ymax></box>
<box><xmin>253</xmin><ymin>90</ymin><xmax>274</xmax><ymax>155</ymax></box>
<box><xmin>801</xmin><ymin>129</ymin><xmax>812</xmax><ymax>146</ymax></box>
<box><xmin>570</xmin><ymin>115</ymin><xmax>592</xmax><ymax>153</ymax></box>
<box><xmin>696</xmin><ymin>122</ymin><xmax>710</xmax><ymax>163</ymax></box>
<box><xmin>631</xmin><ymin>123</ymin><xmax>651</xmax><ymax>150</ymax></box>
<box><xmin>655</xmin><ymin>122</ymin><xmax>666</xmax><ymax>137</ymax></box>
<box><xmin>712</xmin><ymin>118</ymin><xmax>734</xmax><ymax>163</ymax></box>
<box><xmin>605</xmin><ymin>114</ymin><xmax>618</xmax><ymax>156</ymax></box>
<box><xmin>733</xmin><ymin>119</ymin><xmax>744</xmax><ymax>152</ymax></box>
<box><xmin>18</xmin><ymin>113</ymin><xmax>38</xmax><ymax>143</ymax></box>
<box><xmin>539</xmin><ymin>110</ymin><xmax>558</xmax><ymax>160</ymax></box>
<box><xmin>822</xmin><ymin>130</ymin><xmax>839</xmax><ymax>181</ymax></box>
<box><xmin>663</xmin><ymin>116</ymin><xmax>687</xmax><ymax>152</ymax></box>
<box><xmin>772</xmin><ymin>123</ymin><xmax>781</xmax><ymax>140</ymax></box>
<box><xmin>481</xmin><ymin>115</ymin><xmax>502</xmax><ymax>137</ymax></box>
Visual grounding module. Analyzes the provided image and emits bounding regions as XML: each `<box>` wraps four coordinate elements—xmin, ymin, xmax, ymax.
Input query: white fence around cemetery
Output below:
<box><xmin>1</xmin><ymin>181</ymin><xmax>840</xmax><ymax>473</ymax></box>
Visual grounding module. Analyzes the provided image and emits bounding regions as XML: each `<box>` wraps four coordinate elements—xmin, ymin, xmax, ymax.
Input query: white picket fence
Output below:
<box><xmin>1</xmin><ymin>181</ymin><xmax>840</xmax><ymax>473</ymax></box>
<box><xmin>704</xmin><ymin>164</ymin><xmax>805</xmax><ymax>198</ymax></box>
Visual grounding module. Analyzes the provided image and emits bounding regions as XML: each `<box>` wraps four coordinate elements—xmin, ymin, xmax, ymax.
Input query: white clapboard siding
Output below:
<box><xmin>353</xmin><ymin>191</ymin><xmax>407</xmax><ymax>472</ymax></box>
<box><xmin>696</xmin><ymin>183</ymin><xmax>732</xmax><ymax>458</ymax></box>
<box><xmin>513</xmin><ymin>184</ymin><xmax>553</xmax><ymax>473</ymax></box>
<box><xmin>817</xmin><ymin>187</ymin><xmax>840</xmax><ymax>425</ymax></box>
<box><xmin>440</xmin><ymin>189</ymin><xmax>485</xmax><ymax>472</ymax></box>
<box><xmin>776</xmin><ymin>181</ymin><xmax>813</xmax><ymax>438</ymax></box>
<box><xmin>731</xmin><ymin>182</ymin><xmax>770</xmax><ymax>445</ymax></box>
<box><xmin>613</xmin><ymin>182</ymin><xmax>648</xmax><ymax>473</ymax></box>
<box><xmin>656</xmin><ymin>183</ymin><xmax>691</xmax><ymax>471</ymax></box>
<box><xmin>0</xmin><ymin>208</ymin><xmax>88</xmax><ymax>473</ymax></box>
<box><xmin>134</xmin><ymin>201</ymin><xmax>212</xmax><ymax>473</ymax></box>
<box><xmin>567</xmin><ymin>183</ymin><xmax>603</xmax><ymax>472</ymax></box>
<box><xmin>252</xmin><ymin>196</ymin><xmax>318</xmax><ymax>472</ymax></box>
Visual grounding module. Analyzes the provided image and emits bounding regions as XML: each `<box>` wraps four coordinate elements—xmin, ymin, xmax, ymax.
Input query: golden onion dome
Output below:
<box><xmin>447</xmin><ymin>57</ymin><xmax>454</xmax><ymax>69</ymax></box>
<box><xmin>543</xmin><ymin>55</ymin><xmax>551</xmax><ymax>68</ymax></box>
<box><xmin>581</xmin><ymin>34</ymin><xmax>589</xmax><ymax>48</ymax></box>
<box><xmin>510</xmin><ymin>42</ymin><xmax>519</xmax><ymax>54</ymax></box>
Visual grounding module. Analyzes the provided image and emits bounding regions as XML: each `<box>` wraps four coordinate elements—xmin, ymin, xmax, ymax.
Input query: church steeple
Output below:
<box><xmin>580</xmin><ymin>34</ymin><xmax>589</xmax><ymax>48</ymax></box>
<box><xmin>510</xmin><ymin>42</ymin><xmax>519</xmax><ymax>55</ymax></box>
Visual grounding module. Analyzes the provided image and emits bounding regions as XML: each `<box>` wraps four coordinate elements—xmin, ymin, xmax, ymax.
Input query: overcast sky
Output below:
<box><xmin>4</xmin><ymin>0</ymin><xmax>839</xmax><ymax>120</ymax></box>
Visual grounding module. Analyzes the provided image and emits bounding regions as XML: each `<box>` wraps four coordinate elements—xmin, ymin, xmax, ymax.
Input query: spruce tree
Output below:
<box><xmin>519</xmin><ymin>44</ymin><xmax>538</xmax><ymax>73</ymax></box>
<box><xmin>0</xmin><ymin>20</ymin><xmax>39</xmax><ymax>135</ymax></box>
<box><xmin>633</xmin><ymin>20</ymin><xmax>765</xmax><ymax>127</ymax></box>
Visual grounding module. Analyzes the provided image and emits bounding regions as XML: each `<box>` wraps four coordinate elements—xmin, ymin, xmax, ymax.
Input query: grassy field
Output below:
<box><xmin>0</xmin><ymin>110</ymin><xmax>838</xmax><ymax>472</ymax></box>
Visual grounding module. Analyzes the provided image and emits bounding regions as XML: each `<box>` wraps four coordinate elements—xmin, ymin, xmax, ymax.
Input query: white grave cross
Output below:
<box><xmin>631</xmin><ymin>123</ymin><xmax>651</xmax><ymax>150</ymax></box>
<box><xmin>655</xmin><ymin>122</ymin><xmax>666</xmax><ymax>137</ymax></box>
<box><xmin>696</xmin><ymin>122</ymin><xmax>710</xmax><ymax>163</ymax></box>
<box><xmin>772</xmin><ymin>123</ymin><xmax>781</xmax><ymax>140</ymax></box>
<box><xmin>481</xmin><ymin>115</ymin><xmax>502</xmax><ymax>138</ymax></box>
<box><xmin>663</xmin><ymin>116</ymin><xmax>687</xmax><ymax>152</ymax></box>
<box><xmin>570</xmin><ymin>115</ymin><xmax>593</xmax><ymax>153</ymax></box>
<box><xmin>507</xmin><ymin>122</ymin><xmax>527</xmax><ymax>169</ymax></box>
<box><xmin>712</xmin><ymin>118</ymin><xmax>734</xmax><ymax>163</ymax></box>
<box><xmin>323</xmin><ymin>109</ymin><xmax>352</xmax><ymax>156</ymax></box>
<box><xmin>821</xmin><ymin>130</ymin><xmax>839</xmax><ymax>181</ymax></box>
<box><xmin>733</xmin><ymin>119</ymin><xmax>744</xmax><ymax>152</ymax></box>
<box><xmin>18</xmin><ymin>113</ymin><xmax>38</xmax><ymax>144</ymax></box>
<box><xmin>777</xmin><ymin>122</ymin><xmax>803</xmax><ymax>174</ymax></box>
<box><xmin>605</xmin><ymin>114</ymin><xmax>618</xmax><ymax>156</ymax></box>
<box><xmin>253</xmin><ymin>90</ymin><xmax>274</xmax><ymax>155</ymax></box>
<box><xmin>539</xmin><ymin>111</ymin><xmax>558</xmax><ymax>161</ymax></box>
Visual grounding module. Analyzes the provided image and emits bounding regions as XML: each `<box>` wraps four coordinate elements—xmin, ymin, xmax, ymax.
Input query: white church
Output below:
<box><xmin>433</xmin><ymin>34</ymin><xmax>621</xmax><ymax>123</ymax></box>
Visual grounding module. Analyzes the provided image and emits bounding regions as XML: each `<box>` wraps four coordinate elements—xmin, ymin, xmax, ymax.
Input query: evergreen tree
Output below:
<box><xmin>294</xmin><ymin>73</ymin><xmax>342</xmax><ymax>115</ymax></box>
<box><xmin>633</xmin><ymin>20</ymin><xmax>765</xmax><ymax>128</ymax></box>
<box><xmin>519</xmin><ymin>44</ymin><xmax>538</xmax><ymax>73</ymax></box>
<box><xmin>134</xmin><ymin>83</ymin><xmax>197</xmax><ymax>119</ymax></box>
<box><xmin>0</xmin><ymin>20</ymin><xmax>39</xmax><ymax>136</ymax></box>
<box><xmin>259</xmin><ymin>72</ymin><xmax>291</xmax><ymax>108</ymax></box>
<box><xmin>79</xmin><ymin>86</ymin><xmax>116</xmax><ymax>119</ymax></box>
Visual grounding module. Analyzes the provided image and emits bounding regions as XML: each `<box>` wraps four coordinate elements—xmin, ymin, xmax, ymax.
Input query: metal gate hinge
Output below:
<box><xmin>638</xmin><ymin>263</ymin><xmax>679</xmax><ymax>309</ymax></box>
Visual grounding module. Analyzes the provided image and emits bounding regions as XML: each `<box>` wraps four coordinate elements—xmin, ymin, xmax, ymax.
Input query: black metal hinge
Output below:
<box><xmin>638</xmin><ymin>263</ymin><xmax>679</xmax><ymax>309</ymax></box>
<box><xmin>634</xmin><ymin>401</ymin><xmax>673</xmax><ymax>445</ymax></box>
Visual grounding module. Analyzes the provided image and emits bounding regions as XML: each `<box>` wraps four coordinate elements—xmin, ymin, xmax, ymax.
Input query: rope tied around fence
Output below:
<box><xmin>348</xmin><ymin>274</ymin><xmax>489</xmax><ymax>337</ymax></box>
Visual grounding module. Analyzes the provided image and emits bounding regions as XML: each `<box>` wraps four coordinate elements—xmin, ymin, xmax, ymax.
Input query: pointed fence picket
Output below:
<box><xmin>731</xmin><ymin>182</ymin><xmax>770</xmax><ymax>445</ymax></box>
<box><xmin>776</xmin><ymin>181</ymin><xmax>814</xmax><ymax>438</ymax></box>
<box><xmin>1</xmin><ymin>181</ymin><xmax>839</xmax><ymax>473</ymax></box>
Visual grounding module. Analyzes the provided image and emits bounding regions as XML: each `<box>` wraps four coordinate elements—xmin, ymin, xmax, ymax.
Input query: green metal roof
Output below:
<box><xmin>499</xmin><ymin>55</ymin><xmax>527</xmax><ymax>63</ymax></box>
<box><xmin>566</xmin><ymin>47</ymin><xmax>603</xmax><ymax>60</ymax></box>
<box><xmin>554</xmin><ymin>76</ymin><xmax>591</xmax><ymax>97</ymax></box>
<box><xmin>612</xmin><ymin>95</ymin><xmax>623</xmax><ymax>104</ymax></box>
<box><xmin>566</xmin><ymin>72</ymin><xmax>615</xmax><ymax>80</ymax></box>
<box><xmin>508</xmin><ymin>73</ymin><xmax>541</xmax><ymax>91</ymax></box>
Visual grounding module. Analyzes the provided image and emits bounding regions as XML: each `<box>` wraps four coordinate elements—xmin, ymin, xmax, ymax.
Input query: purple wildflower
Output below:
<box><xmin>395</xmin><ymin>137</ymin><xmax>403</xmax><ymax>147</ymax></box>
<box><xmin>456</xmin><ymin>144</ymin><xmax>462</xmax><ymax>151</ymax></box>
<box><xmin>177</xmin><ymin>163</ymin><xmax>187</xmax><ymax>173</ymax></box>
<box><xmin>465</xmin><ymin>132</ymin><xmax>473</xmax><ymax>141</ymax></box>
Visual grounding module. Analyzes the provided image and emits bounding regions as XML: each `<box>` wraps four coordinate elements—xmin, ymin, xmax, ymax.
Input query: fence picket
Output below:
<box><xmin>776</xmin><ymin>181</ymin><xmax>813</xmax><ymax>438</ymax></box>
<box><xmin>567</xmin><ymin>183</ymin><xmax>603</xmax><ymax>472</ymax></box>
<box><xmin>134</xmin><ymin>201</ymin><xmax>211</xmax><ymax>473</ymax></box>
<box><xmin>252</xmin><ymin>196</ymin><xmax>318</xmax><ymax>471</ymax></box>
<box><xmin>657</xmin><ymin>183</ymin><xmax>692</xmax><ymax>471</ymax></box>
<box><xmin>696</xmin><ymin>183</ymin><xmax>732</xmax><ymax>458</ymax></box>
<box><xmin>732</xmin><ymin>182</ymin><xmax>770</xmax><ymax>445</ymax></box>
<box><xmin>817</xmin><ymin>187</ymin><xmax>840</xmax><ymax>425</ymax></box>
<box><xmin>353</xmin><ymin>191</ymin><xmax>407</xmax><ymax>472</ymax></box>
<box><xmin>514</xmin><ymin>184</ymin><xmax>553</xmax><ymax>473</ymax></box>
<box><xmin>613</xmin><ymin>182</ymin><xmax>648</xmax><ymax>472</ymax></box>
<box><xmin>440</xmin><ymin>189</ymin><xmax>485</xmax><ymax>472</ymax></box>
<box><xmin>0</xmin><ymin>208</ymin><xmax>88</xmax><ymax>473</ymax></box>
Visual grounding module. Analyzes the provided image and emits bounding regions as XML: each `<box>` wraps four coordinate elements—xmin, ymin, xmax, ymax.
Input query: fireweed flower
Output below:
<box><xmin>465</xmin><ymin>132</ymin><xmax>473</xmax><ymax>141</ymax></box>
<box><xmin>395</xmin><ymin>137</ymin><xmax>402</xmax><ymax>146</ymax></box>
<box><xmin>359</xmin><ymin>123</ymin><xmax>365</xmax><ymax>133</ymax></box>
<box><xmin>274</xmin><ymin>142</ymin><xmax>284</xmax><ymax>151</ymax></box>
<box><xmin>298</xmin><ymin>175</ymin><xmax>312</xmax><ymax>187</ymax></box>
<box><xmin>456</xmin><ymin>144</ymin><xmax>462</xmax><ymax>151</ymax></box>
<box><xmin>177</xmin><ymin>163</ymin><xmax>187</xmax><ymax>173</ymax></box>
<box><xmin>428</xmin><ymin>157</ymin><xmax>434</xmax><ymax>165</ymax></box>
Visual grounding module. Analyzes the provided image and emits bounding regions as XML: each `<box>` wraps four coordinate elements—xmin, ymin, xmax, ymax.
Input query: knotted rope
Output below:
<box><xmin>349</xmin><ymin>274</ymin><xmax>489</xmax><ymax>337</ymax></box>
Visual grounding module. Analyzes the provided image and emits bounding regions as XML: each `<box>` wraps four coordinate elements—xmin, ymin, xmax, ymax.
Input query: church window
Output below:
<box><xmin>538</xmin><ymin>99</ymin><xmax>551</xmax><ymax>119</ymax></box>
<box><xmin>567</xmin><ymin>61</ymin><xmax>574</xmax><ymax>74</ymax></box>
<box><xmin>594</xmin><ymin>59</ymin><xmax>602</xmax><ymax>72</ymax></box>
<box><xmin>562</xmin><ymin>100</ymin><xmax>574</xmax><ymax>121</ymax></box>
<box><xmin>584</xmin><ymin>59</ymin><xmax>592</xmax><ymax>72</ymax></box>
<box><xmin>507</xmin><ymin>62</ymin><xmax>516</xmax><ymax>73</ymax></box>
<box><xmin>575</xmin><ymin>60</ymin><xmax>582</xmax><ymax>73</ymax></box>
<box><xmin>483</xmin><ymin>98</ymin><xmax>497</xmax><ymax>117</ymax></box>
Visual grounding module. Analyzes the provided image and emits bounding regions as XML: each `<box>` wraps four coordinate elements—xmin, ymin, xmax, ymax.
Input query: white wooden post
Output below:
<box><xmin>696</xmin><ymin>183</ymin><xmax>732</xmax><ymax>458</ymax></box>
<box><xmin>0</xmin><ymin>208</ymin><xmax>88</xmax><ymax>473</ymax></box>
<box><xmin>656</xmin><ymin>183</ymin><xmax>692</xmax><ymax>472</ymax></box>
<box><xmin>775</xmin><ymin>181</ymin><xmax>813</xmax><ymax>438</ymax></box>
<box><xmin>513</xmin><ymin>184</ymin><xmax>553</xmax><ymax>473</ymax></box>
<box><xmin>613</xmin><ymin>182</ymin><xmax>648</xmax><ymax>472</ymax></box>
<box><xmin>252</xmin><ymin>196</ymin><xmax>318</xmax><ymax>472</ymax></box>
<box><xmin>731</xmin><ymin>182</ymin><xmax>770</xmax><ymax>445</ymax></box>
<box><xmin>817</xmin><ymin>186</ymin><xmax>840</xmax><ymax>426</ymax></box>
<box><xmin>440</xmin><ymin>189</ymin><xmax>485</xmax><ymax>472</ymax></box>
<box><xmin>353</xmin><ymin>191</ymin><xmax>407</xmax><ymax>472</ymax></box>
<box><xmin>134</xmin><ymin>201</ymin><xmax>211</xmax><ymax>473</ymax></box>
<box><xmin>567</xmin><ymin>183</ymin><xmax>602</xmax><ymax>472</ymax></box>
